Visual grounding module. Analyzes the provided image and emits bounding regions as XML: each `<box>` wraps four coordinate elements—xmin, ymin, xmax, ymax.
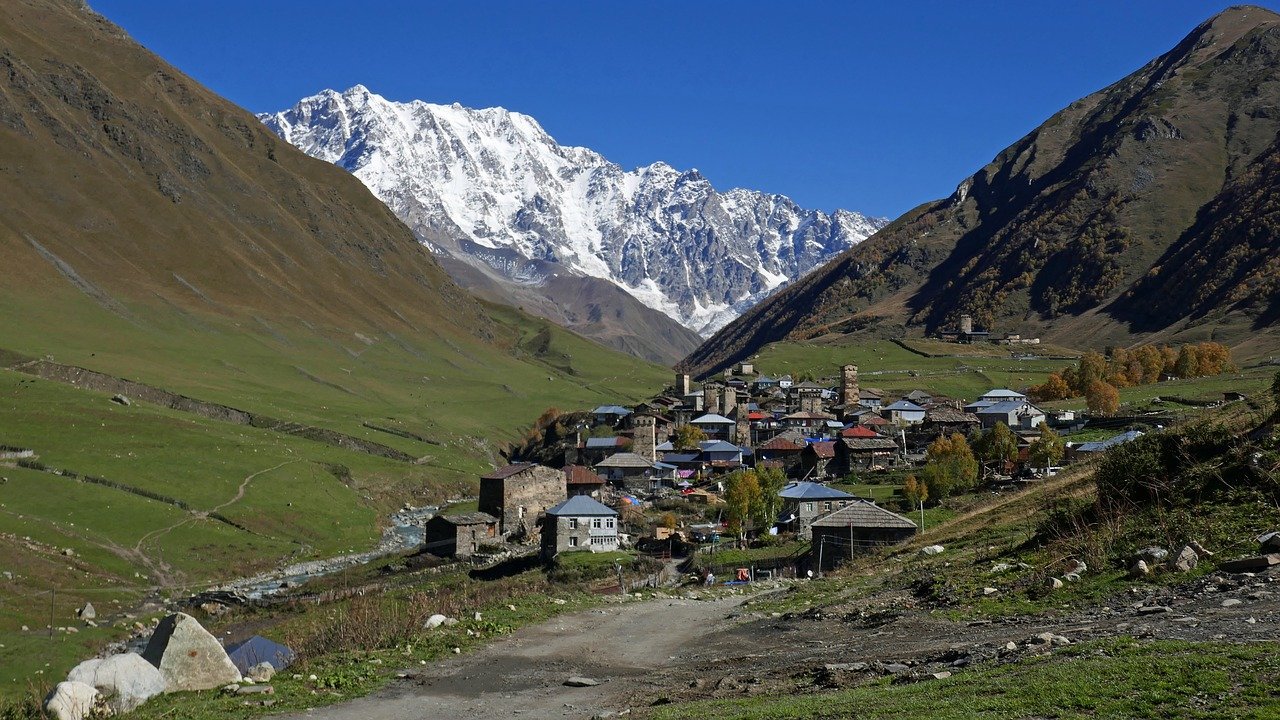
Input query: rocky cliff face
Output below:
<box><xmin>261</xmin><ymin>88</ymin><xmax>886</xmax><ymax>338</ymax></box>
<box><xmin>682</xmin><ymin>5</ymin><xmax>1280</xmax><ymax>376</ymax></box>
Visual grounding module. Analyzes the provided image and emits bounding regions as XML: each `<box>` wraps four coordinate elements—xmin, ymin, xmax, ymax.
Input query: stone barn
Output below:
<box><xmin>478</xmin><ymin>463</ymin><xmax>565</xmax><ymax>539</ymax></box>
<box><xmin>422</xmin><ymin>512</ymin><xmax>498</xmax><ymax>558</ymax></box>
<box><xmin>810</xmin><ymin>501</ymin><xmax>917</xmax><ymax>570</ymax></box>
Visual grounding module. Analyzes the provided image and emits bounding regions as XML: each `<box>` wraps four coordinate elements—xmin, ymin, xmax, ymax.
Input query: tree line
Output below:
<box><xmin>1029</xmin><ymin>342</ymin><xmax>1232</xmax><ymax>414</ymax></box>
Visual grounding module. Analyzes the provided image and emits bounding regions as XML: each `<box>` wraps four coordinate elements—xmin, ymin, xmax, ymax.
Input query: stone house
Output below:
<box><xmin>881</xmin><ymin>400</ymin><xmax>927</xmax><ymax>425</ymax></box>
<box><xmin>690</xmin><ymin>412</ymin><xmax>736</xmax><ymax>441</ymax></box>
<box><xmin>777</xmin><ymin>481</ymin><xmax>856</xmax><ymax>539</ymax></box>
<box><xmin>564</xmin><ymin>465</ymin><xmax>605</xmax><ymax>498</ymax></box>
<box><xmin>592</xmin><ymin>405</ymin><xmax>633</xmax><ymax>427</ymax></box>
<box><xmin>478</xmin><ymin>463</ymin><xmax>566</xmax><ymax>538</ymax></box>
<box><xmin>975</xmin><ymin>400</ymin><xmax>1045</xmax><ymax>429</ymax></box>
<box><xmin>422</xmin><ymin>512</ymin><xmax>498</xmax><ymax>558</ymax></box>
<box><xmin>595</xmin><ymin>451</ymin><xmax>656</xmax><ymax>490</ymax></box>
<box><xmin>811</xmin><ymin>501</ymin><xmax>918</xmax><ymax>570</ymax></box>
<box><xmin>542</xmin><ymin>495</ymin><xmax>620</xmax><ymax>558</ymax></box>
<box><xmin>836</xmin><ymin>436</ymin><xmax>900</xmax><ymax>472</ymax></box>
<box><xmin>800</xmin><ymin>441</ymin><xmax>837</xmax><ymax>478</ymax></box>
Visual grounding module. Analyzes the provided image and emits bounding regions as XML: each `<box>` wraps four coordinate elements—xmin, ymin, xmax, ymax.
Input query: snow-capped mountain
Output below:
<box><xmin>261</xmin><ymin>86</ymin><xmax>886</xmax><ymax>336</ymax></box>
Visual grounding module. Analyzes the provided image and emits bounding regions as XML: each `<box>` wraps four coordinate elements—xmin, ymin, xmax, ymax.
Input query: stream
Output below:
<box><xmin>213</xmin><ymin>504</ymin><xmax>452</xmax><ymax>600</ymax></box>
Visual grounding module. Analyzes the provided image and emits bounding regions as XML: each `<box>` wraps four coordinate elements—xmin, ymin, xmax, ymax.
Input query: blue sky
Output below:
<box><xmin>93</xmin><ymin>1</ymin><xmax>1279</xmax><ymax>218</ymax></box>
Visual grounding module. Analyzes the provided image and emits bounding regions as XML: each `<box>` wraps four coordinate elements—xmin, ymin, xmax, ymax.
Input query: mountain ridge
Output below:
<box><xmin>681</xmin><ymin>4</ymin><xmax>1280</xmax><ymax>377</ymax></box>
<box><xmin>260</xmin><ymin>87</ymin><xmax>887</xmax><ymax>344</ymax></box>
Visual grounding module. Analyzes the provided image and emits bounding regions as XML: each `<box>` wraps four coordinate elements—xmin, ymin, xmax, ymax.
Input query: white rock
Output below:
<box><xmin>68</xmin><ymin>653</ymin><xmax>166</xmax><ymax>713</ymax></box>
<box><xmin>44</xmin><ymin>681</ymin><xmax>109</xmax><ymax>720</ymax></box>
<box><xmin>424</xmin><ymin>614</ymin><xmax>449</xmax><ymax>629</ymax></box>
<box><xmin>921</xmin><ymin>545</ymin><xmax>945</xmax><ymax>556</ymax></box>
<box><xmin>246</xmin><ymin>662</ymin><xmax>276</xmax><ymax>683</ymax></box>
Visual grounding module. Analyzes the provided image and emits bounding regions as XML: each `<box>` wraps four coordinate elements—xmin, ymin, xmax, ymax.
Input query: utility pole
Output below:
<box><xmin>614</xmin><ymin>561</ymin><xmax>624</xmax><ymax>595</ymax></box>
<box><xmin>817</xmin><ymin>536</ymin><xmax>824</xmax><ymax>578</ymax></box>
<box><xmin>49</xmin><ymin>588</ymin><xmax>55</xmax><ymax>640</ymax></box>
<box><xmin>920</xmin><ymin>500</ymin><xmax>925</xmax><ymax>531</ymax></box>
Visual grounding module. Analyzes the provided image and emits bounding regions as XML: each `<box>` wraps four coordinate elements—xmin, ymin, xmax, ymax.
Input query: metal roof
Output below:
<box><xmin>592</xmin><ymin>405</ymin><xmax>633</xmax><ymax>415</ymax></box>
<box><xmin>779</xmin><ymin>481</ymin><xmax>855</xmax><ymax>500</ymax></box>
<box><xmin>546</xmin><ymin>495</ymin><xmax>618</xmax><ymax>517</ymax></box>
<box><xmin>1077</xmin><ymin>430</ymin><xmax>1145</xmax><ymax>453</ymax></box>
<box><xmin>691</xmin><ymin>413</ymin><xmax>735</xmax><ymax>424</ymax></box>
<box><xmin>883</xmin><ymin>400</ymin><xmax>925</xmax><ymax>412</ymax></box>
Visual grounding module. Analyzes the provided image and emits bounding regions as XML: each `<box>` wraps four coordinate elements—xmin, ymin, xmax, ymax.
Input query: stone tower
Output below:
<box><xmin>841</xmin><ymin>364</ymin><xmax>859</xmax><ymax>407</ymax></box>
<box><xmin>721</xmin><ymin>386</ymin><xmax>737</xmax><ymax>417</ymax></box>
<box><xmin>959</xmin><ymin>314</ymin><xmax>973</xmax><ymax>335</ymax></box>
<box><xmin>676</xmin><ymin>372</ymin><xmax>691</xmax><ymax>397</ymax></box>
<box><xmin>632</xmin><ymin>415</ymin><xmax>656</xmax><ymax>462</ymax></box>
<box><xmin>703</xmin><ymin>381</ymin><xmax>721</xmax><ymax>415</ymax></box>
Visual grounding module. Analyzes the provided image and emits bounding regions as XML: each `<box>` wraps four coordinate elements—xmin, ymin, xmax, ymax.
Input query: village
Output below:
<box><xmin>421</xmin><ymin>355</ymin><xmax>1145</xmax><ymax>578</ymax></box>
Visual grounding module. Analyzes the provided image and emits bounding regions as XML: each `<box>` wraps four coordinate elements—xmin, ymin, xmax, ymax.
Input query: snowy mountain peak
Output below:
<box><xmin>261</xmin><ymin>87</ymin><xmax>887</xmax><ymax>335</ymax></box>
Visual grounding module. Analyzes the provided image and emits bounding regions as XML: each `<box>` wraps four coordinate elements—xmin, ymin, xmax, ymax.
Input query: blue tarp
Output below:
<box><xmin>226</xmin><ymin>635</ymin><xmax>296</xmax><ymax>672</ymax></box>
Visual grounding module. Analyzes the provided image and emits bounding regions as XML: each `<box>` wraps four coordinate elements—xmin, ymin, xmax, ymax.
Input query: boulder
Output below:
<box><xmin>1064</xmin><ymin>572</ymin><xmax>1081</xmax><ymax>583</ymax></box>
<box><xmin>44</xmin><ymin>681</ymin><xmax>110</xmax><ymax>720</ymax></box>
<box><xmin>1257</xmin><ymin>531</ymin><xmax>1280</xmax><ymax>553</ymax></box>
<box><xmin>1065</xmin><ymin>559</ymin><xmax>1087</xmax><ymax>575</ymax></box>
<box><xmin>110</xmin><ymin>394</ymin><xmax>131</xmax><ymax>406</ymax></box>
<box><xmin>246</xmin><ymin>662</ymin><xmax>276</xmax><ymax>683</ymax></box>
<box><xmin>1170</xmin><ymin>545</ymin><xmax>1199</xmax><ymax>573</ymax></box>
<box><xmin>141</xmin><ymin>612</ymin><xmax>241</xmax><ymax>692</ymax></box>
<box><xmin>1188</xmin><ymin>540</ymin><xmax>1213</xmax><ymax>558</ymax></box>
<box><xmin>1136</xmin><ymin>547</ymin><xmax>1168</xmax><ymax>564</ymax></box>
<box><xmin>921</xmin><ymin>545</ymin><xmax>945</xmax><ymax>556</ymax></box>
<box><xmin>1129</xmin><ymin>559</ymin><xmax>1150</xmax><ymax>578</ymax></box>
<box><xmin>68</xmin><ymin>653</ymin><xmax>166</xmax><ymax>713</ymax></box>
<box><xmin>1046</xmin><ymin>577</ymin><xmax>1063</xmax><ymax>590</ymax></box>
<box><xmin>78</xmin><ymin>603</ymin><xmax>96</xmax><ymax>621</ymax></box>
<box><xmin>564</xmin><ymin>677</ymin><xmax>600</xmax><ymax>687</ymax></box>
<box><xmin>424</xmin><ymin>614</ymin><xmax>449</xmax><ymax>629</ymax></box>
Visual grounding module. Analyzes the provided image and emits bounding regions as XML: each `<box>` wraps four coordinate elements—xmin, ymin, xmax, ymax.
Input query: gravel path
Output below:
<box><xmin>275</xmin><ymin>594</ymin><xmax>750</xmax><ymax>720</ymax></box>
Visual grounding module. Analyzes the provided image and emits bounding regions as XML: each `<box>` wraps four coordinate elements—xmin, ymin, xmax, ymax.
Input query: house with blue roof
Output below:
<box><xmin>593</xmin><ymin>405</ymin><xmax>633</xmax><ymax>426</ymax></box>
<box><xmin>975</xmin><ymin>399</ymin><xmax>1046</xmax><ymax>429</ymax></box>
<box><xmin>777</xmin><ymin>481</ymin><xmax>858</xmax><ymax>539</ymax></box>
<box><xmin>881</xmin><ymin>399</ymin><xmax>927</xmax><ymax>425</ymax></box>
<box><xmin>541</xmin><ymin>495</ymin><xmax>619</xmax><ymax>558</ymax></box>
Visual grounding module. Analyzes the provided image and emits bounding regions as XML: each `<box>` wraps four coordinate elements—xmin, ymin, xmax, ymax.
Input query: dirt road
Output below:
<box><xmin>278</xmin><ymin>594</ymin><xmax>751</xmax><ymax>720</ymax></box>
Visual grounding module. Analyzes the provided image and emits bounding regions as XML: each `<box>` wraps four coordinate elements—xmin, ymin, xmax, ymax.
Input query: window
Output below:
<box><xmin>518</xmin><ymin>506</ymin><xmax>526</xmax><ymax>519</ymax></box>
<box><xmin>592</xmin><ymin>518</ymin><xmax>603</xmax><ymax>529</ymax></box>
<box><xmin>569</xmin><ymin>536</ymin><xmax>578</xmax><ymax>547</ymax></box>
<box><xmin>823</xmin><ymin>501</ymin><xmax>832</xmax><ymax>511</ymax></box>
<box><xmin>805</xmin><ymin>502</ymin><xmax>814</xmax><ymax>512</ymax></box>
<box><xmin>568</xmin><ymin>518</ymin><xmax>578</xmax><ymax>530</ymax></box>
<box><xmin>606</xmin><ymin>518</ymin><xmax>615</xmax><ymax>529</ymax></box>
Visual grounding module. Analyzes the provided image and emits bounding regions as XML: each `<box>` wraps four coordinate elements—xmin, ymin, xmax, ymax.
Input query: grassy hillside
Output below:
<box><xmin>746</xmin><ymin>340</ymin><xmax>1067</xmax><ymax>400</ymax></box>
<box><xmin>0</xmin><ymin>0</ymin><xmax>670</xmax><ymax>696</ymax></box>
